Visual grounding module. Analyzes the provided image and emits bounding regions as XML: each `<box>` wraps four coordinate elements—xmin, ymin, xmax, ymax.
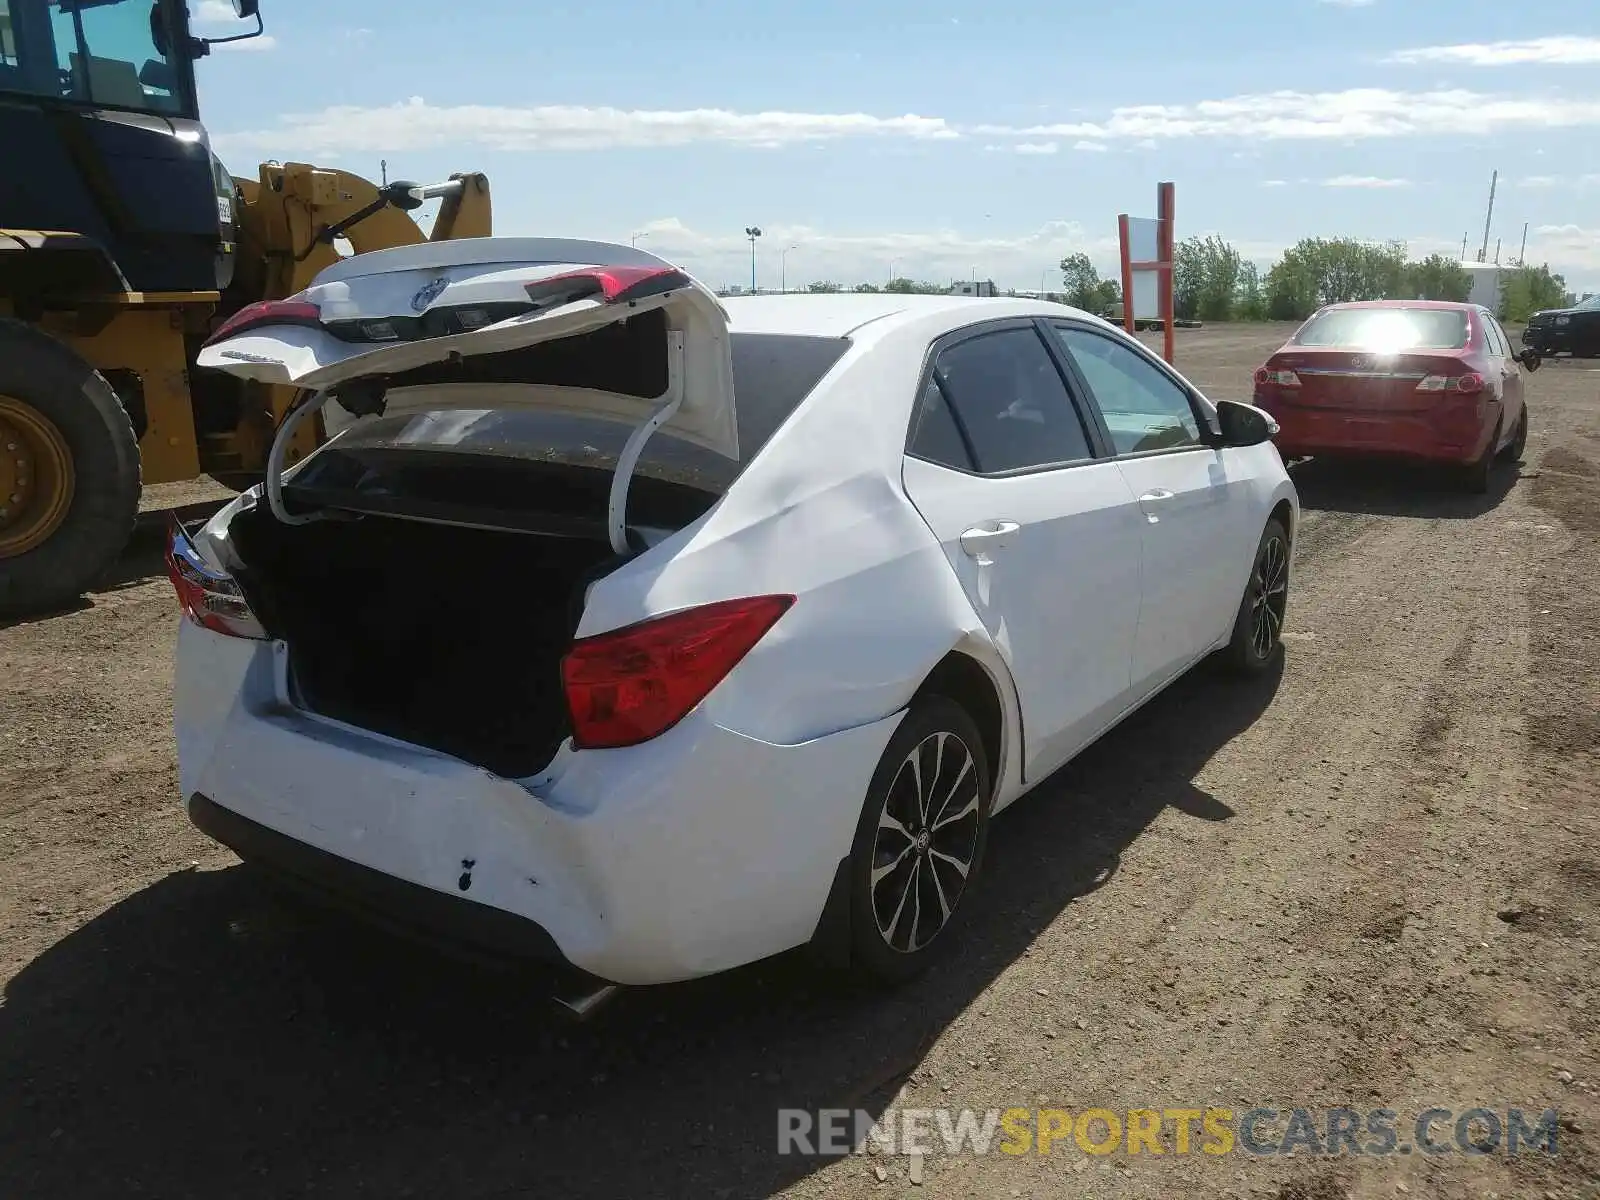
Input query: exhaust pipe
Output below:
<box><xmin>551</xmin><ymin>981</ymin><xmax>621</xmax><ymax>1021</ymax></box>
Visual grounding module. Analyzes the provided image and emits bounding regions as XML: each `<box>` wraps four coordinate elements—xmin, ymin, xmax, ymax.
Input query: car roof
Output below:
<box><xmin>720</xmin><ymin>293</ymin><xmax>1096</xmax><ymax>339</ymax></box>
<box><xmin>1316</xmin><ymin>299</ymin><xmax>1480</xmax><ymax>312</ymax></box>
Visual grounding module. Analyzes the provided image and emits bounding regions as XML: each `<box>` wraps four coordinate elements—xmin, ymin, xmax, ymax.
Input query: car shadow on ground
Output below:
<box><xmin>0</xmin><ymin>655</ymin><xmax>1283</xmax><ymax>1200</ymax></box>
<box><xmin>1288</xmin><ymin>454</ymin><xmax>1522</xmax><ymax>519</ymax></box>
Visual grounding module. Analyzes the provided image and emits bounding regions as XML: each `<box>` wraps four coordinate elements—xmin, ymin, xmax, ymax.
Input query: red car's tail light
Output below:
<box><xmin>166</xmin><ymin>520</ymin><xmax>267</xmax><ymax>639</ymax></box>
<box><xmin>1254</xmin><ymin>367</ymin><xmax>1301</xmax><ymax>388</ymax></box>
<box><xmin>561</xmin><ymin>595</ymin><xmax>795</xmax><ymax>749</ymax></box>
<box><xmin>1416</xmin><ymin>372</ymin><xmax>1484</xmax><ymax>395</ymax></box>
<box><xmin>204</xmin><ymin>297</ymin><xmax>322</xmax><ymax>346</ymax></box>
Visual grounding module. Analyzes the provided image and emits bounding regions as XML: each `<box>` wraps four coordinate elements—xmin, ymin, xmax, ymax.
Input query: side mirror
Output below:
<box><xmin>1214</xmin><ymin>398</ymin><xmax>1276</xmax><ymax>448</ymax></box>
<box><xmin>1515</xmin><ymin>347</ymin><xmax>1542</xmax><ymax>372</ymax></box>
<box><xmin>233</xmin><ymin>0</ymin><xmax>261</xmax><ymax>17</ymax></box>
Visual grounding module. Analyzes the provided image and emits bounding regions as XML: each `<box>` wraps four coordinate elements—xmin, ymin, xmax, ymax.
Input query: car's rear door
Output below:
<box><xmin>1482</xmin><ymin>311</ymin><xmax>1524</xmax><ymax>449</ymax></box>
<box><xmin>1044</xmin><ymin>320</ymin><xmax>1261</xmax><ymax>695</ymax></box>
<box><xmin>898</xmin><ymin>320</ymin><xmax>1147</xmax><ymax>782</ymax></box>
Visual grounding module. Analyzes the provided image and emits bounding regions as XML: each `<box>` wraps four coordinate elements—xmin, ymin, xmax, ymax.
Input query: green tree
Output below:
<box><xmin>1060</xmin><ymin>252</ymin><xmax>1114</xmax><ymax>311</ymax></box>
<box><xmin>885</xmin><ymin>276</ymin><xmax>917</xmax><ymax>294</ymax></box>
<box><xmin>1403</xmin><ymin>254</ymin><xmax>1473</xmax><ymax>302</ymax></box>
<box><xmin>1498</xmin><ymin>264</ymin><xmax>1570</xmax><ymax>322</ymax></box>
<box><xmin>1262</xmin><ymin>237</ymin><xmax>1410</xmax><ymax>319</ymax></box>
<box><xmin>853</xmin><ymin>282</ymin><xmax>880</xmax><ymax>293</ymax></box>
<box><xmin>1173</xmin><ymin>235</ymin><xmax>1243</xmax><ymax>322</ymax></box>
<box><xmin>1234</xmin><ymin>260</ymin><xmax>1267</xmax><ymax>321</ymax></box>
<box><xmin>806</xmin><ymin>280</ymin><xmax>842</xmax><ymax>293</ymax></box>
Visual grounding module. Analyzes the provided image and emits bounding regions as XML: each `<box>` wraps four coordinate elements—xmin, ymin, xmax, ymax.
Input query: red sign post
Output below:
<box><xmin>1116</xmin><ymin>181</ymin><xmax>1177</xmax><ymax>363</ymax></box>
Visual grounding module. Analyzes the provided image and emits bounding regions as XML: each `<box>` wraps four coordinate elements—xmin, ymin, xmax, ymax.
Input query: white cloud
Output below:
<box><xmin>1013</xmin><ymin>142</ymin><xmax>1059</xmax><ymax>155</ymax></box>
<box><xmin>213</xmin><ymin>35</ymin><xmax>277</xmax><ymax>52</ymax></box>
<box><xmin>1385</xmin><ymin>35</ymin><xmax>1600</xmax><ymax>66</ymax></box>
<box><xmin>1516</xmin><ymin>173</ymin><xmax>1600</xmax><ymax>189</ymax></box>
<box><xmin>983</xmin><ymin>88</ymin><xmax>1600</xmax><ymax>143</ymax></box>
<box><xmin>1318</xmin><ymin>0</ymin><xmax>1378</xmax><ymax>7</ymax></box>
<box><xmin>1322</xmin><ymin>175</ymin><xmax>1412</xmax><ymax>188</ymax></box>
<box><xmin>1261</xmin><ymin>179</ymin><xmax>1289</xmax><ymax>188</ymax></box>
<box><xmin>213</xmin><ymin>97</ymin><xmax>959</xmax><ymax>155</ymax></box>
<box><xmin>1073</xmin><ymin>140</ymin><xmax>1109</xmax><ymax>153</ymax></box>
<box><xmin>214</xmin><ymin>86</ymin><xmax>1600</xmax><ymax>157</ymax></box>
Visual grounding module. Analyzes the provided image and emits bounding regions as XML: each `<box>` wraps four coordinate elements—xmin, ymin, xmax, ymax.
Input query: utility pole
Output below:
<box><xmin>1478</xmin><ymin>170</ymin><xmax>1497</xmax><ymax>263</ymax></box>
<box><xmin>1494</xmin><ymin>238</ymin><xmax>1501</xmax><ymax>266</ymax></box>
<box><xmin>744</xmin><ymin>226</ymin><xmax>762</xmax><ymax>294</ymax></box>
<box><xmin>1518</xmin><ymin>222</ymin><xmax>1529</xmax><ymax>266</ymax></box>
<box><xmin>381</xmin><ymin>159</ymin><xmax>388</xmax><ymax>187</ymax></box>
<box><xmin>1460</xmin><ymin>233</ymin><xmax>1469</xmax><ymax>261</ymax></box>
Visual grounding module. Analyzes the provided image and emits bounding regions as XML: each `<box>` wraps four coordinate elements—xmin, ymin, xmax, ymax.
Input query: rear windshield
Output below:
<box><xmin>301</xmin><ymin>326</ymin><xmax>851</xmax><ymax>498</ymax></box>
<box><xmin>1293</xmin><ymin>307</ymin><xmax>1470</xmax><ymax>351</ymax></box>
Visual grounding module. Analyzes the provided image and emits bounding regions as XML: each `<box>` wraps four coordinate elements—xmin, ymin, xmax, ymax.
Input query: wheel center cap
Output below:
<box><xmin>915</xmin><ymin>830</ymin><xmax>932</xmax><ymax>854</ymax></box>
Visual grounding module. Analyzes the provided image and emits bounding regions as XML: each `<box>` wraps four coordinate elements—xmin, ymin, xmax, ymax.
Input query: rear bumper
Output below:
<box><xmin>174</xmin><ymin>623</ymin><xmax>904</xmax><ymax>986</ymax></box>
<box><xmin>1258</xmin><ymin>401</ymin><xmax>1490</xmax><ymax>465</ymax></box>
<box><xmin>188</xmin><ymin>791</ymin><xmax>572</xmax><ymax>967</ymax></box>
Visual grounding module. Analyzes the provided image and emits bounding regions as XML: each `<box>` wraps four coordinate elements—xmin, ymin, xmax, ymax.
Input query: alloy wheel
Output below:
<box><xmin>869</xmin><ymin>731</ymin><xmax>982</xmax><ymax>954</ymax></box>
<box><xmin>1249</xmin><ymin>535</ymin><xmax>1289</xmax><ymax>659</ymax></box>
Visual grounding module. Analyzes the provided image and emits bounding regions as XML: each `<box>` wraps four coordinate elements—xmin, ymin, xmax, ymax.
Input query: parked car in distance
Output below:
<box><xmin>170</xmin><ymin>238</ymin><xmax>1299</xmax><ymax>994</ymax></box>
<box><xmin>1251</xmin><ymin>300</ymin><xmax>1539</xmax><ymax>492</ymax></box>
<box><xmin>1522</xmin><ymin>294</ymin><xmax>1600</xmax><ymax>359</ymax></box>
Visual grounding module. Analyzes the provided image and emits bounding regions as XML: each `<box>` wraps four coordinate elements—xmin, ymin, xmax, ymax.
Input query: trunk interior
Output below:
<box><xmin>228</xmin><ymin>507</ymin><xmax>624</xmax><ymax>778</ymax></box>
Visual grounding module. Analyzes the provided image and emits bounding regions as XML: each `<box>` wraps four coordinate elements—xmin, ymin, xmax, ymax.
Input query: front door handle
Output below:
<box><xmin>960</xmin><ymin>520</ymin><xmax>1020</xmax><ymax>565</ymax></box>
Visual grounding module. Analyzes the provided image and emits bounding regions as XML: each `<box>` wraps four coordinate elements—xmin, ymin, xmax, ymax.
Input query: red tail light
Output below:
<box><xmin>1416</xmin><ymin>372</ymin><xmax>1484</xmax><ymax>395</ymax></box>
<box><xmin>205</xmin><ymin>297</ymin><xmax>322</xmax><ymax>346</ymax></box>
<box><xmin>561</xmin><ymin>595</ymin><xmax>795</xmax><ymax>749</ymax></box>
<box><xmin>166</xmin><ymin>520</ymin><xmax>267</xmax><ymax>639</ymax></box>
<box><xmin>524</xmin><ymin>265</ymin><xmax>691</xmax><ymax>312</ymax></box>
<box><xmin>1254</xmin><ymin>366</ymin><xmax>1301</xmax><ymax>388</ymax></box>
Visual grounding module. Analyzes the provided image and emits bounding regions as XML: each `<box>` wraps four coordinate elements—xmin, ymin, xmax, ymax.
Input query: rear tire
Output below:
<box><xmin>846</xmin><ymin>696</ymin><xmax>993</xmax><ymax>986</ymax></box>
<box><xmin>1461</xmin><ymin>419</ymin><xmax>1501</xmax><ymax>494</ymax></box>
<box><xmin>0</xmin><ymin>319</ymin><xmax>141</xmax><ymax>616</ymax></box>
<box><xmin>1223</xmin><ymin>518</ymin><xmax>1290</xmax><ymax>676</ymax></box>
<box><xmin>1498</xmin><ymin>406</ymin><xmax>1529</xmax><ymax>464</ymax></box>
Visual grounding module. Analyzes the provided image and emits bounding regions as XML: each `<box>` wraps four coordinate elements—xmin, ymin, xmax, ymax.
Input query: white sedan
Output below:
<box><xmin>170</xmin><ymin>238</ymin><xmax>1298</xmax><ymax>992</ymax></box>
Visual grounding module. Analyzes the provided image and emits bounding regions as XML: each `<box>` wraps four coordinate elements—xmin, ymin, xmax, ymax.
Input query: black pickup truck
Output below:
<box><xmin>1522</xmin><ymin>294</ymin><xmax>1600</xmax><ymax>358</ymax></box>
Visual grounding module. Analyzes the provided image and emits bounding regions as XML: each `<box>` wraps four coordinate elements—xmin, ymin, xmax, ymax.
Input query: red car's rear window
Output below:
<box><xmin>1293</xmin><ymin>308</ymin><xmax>1470</xmax><ymax>351</ymax></box>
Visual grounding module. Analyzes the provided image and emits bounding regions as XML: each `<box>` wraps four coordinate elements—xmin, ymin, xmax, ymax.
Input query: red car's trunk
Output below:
<box><xmin>1263</xmin><ymin>349</ymin><xmax>1479</xmax><ymax>414</ymax></box>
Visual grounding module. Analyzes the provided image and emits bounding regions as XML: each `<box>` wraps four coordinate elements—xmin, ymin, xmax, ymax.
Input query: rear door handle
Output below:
<box><xmin>1138</xmin><ymin>488</ymin><xmax>1175</xmax><ymax>524</ymax></box>
<box><xmin>960</xmin><ymin>520</ymin><xmax>1020</xmax><ymax>565</ymax></box>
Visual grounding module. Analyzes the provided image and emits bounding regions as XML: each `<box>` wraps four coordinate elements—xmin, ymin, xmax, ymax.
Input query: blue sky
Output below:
<box><xmin>195</xmin><ymin>0</ymin><xmax>1600</xmax><ymax>295</ymax></box>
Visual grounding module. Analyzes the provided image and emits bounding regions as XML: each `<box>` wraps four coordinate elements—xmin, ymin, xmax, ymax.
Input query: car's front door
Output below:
<box><xmin>899</xmin><ymin>321</ymin><xmax>1147</xmax><ymax>781</ymax></box>
<box><xmin>1045</xmin><ymin>321</ymin><xmax>1261</xmax><ymax>696</ymax></box>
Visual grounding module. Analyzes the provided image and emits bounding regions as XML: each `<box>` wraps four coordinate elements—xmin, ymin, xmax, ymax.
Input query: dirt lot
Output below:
<box><xmin>2</xmin><ymin>323</ymin><xmax>1597</xmax><ymax>1199</ymax></box>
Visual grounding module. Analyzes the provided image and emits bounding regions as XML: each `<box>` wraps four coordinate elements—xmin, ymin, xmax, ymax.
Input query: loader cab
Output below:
<box><xmin>0</xmin><ymin>0</ymin><xmax>265</xmax><ymax>298</ymax></box>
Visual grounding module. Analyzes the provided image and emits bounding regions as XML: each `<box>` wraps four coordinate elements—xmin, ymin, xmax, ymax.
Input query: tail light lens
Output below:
<box><xmin>524</xmin><ymin>265</ymin><xmax>690</xmax><ymax>312</ymax></box>
<box><xmin>166</xmin><ymin>520</ymin><xmax>267</xmax><ymax>640</ymax></box>
<box><xmin>561</xmin><ymin>595</ymin><xmax>795</xmax><ymax>750</ymax></box>
<box><xmin>204</xmin><ymin>297</ymin><xmax>321</xmax><ymax>346</ymax></box>
<box><xmin>1417</xmin><ymin>373</ymin><xmax>1484</xmax><ymax>395</ymax></box>
<box><xmin>1254</xmin><ymin>367</ymin><xmax>1301</xmax><ymax>388</ymax></box>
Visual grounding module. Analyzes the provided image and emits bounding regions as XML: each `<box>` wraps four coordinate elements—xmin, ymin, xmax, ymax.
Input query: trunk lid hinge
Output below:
<box><xmin>607</xmin><ymin>331</ymin><xmax>684</xmax><ymax>556</ymax></box>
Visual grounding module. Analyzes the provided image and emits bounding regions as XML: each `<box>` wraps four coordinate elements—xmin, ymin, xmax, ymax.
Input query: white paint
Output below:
<box><xmin>174</xmin><ymin>255</ymin><xmax>1299</xmax><ymax>985</ymax></box>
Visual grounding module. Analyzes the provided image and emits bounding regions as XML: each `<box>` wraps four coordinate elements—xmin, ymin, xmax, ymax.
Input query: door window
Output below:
<box><xmin>1049</xmin><ymin>324</ymin><xmax>1204</xmax><ymax>456</ymax></box>
<box><xmin>1484</xmin><ymin>315</ymin><xmax>1511</xmax><ymax>358</ymax></box>
<box><xmin>46</xmin><ymin>0</ymin><xmax>181</xmax><ymax>111</ymax></box>
<box><xmin>915</xmin><ymin>326</ymin><xmax>1095</xmax><ymax>474</ymax></box>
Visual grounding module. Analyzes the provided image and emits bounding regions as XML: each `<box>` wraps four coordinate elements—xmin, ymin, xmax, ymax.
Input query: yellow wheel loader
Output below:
<box><xmin>0</xmin><ymin>0</ymin><xmax>490</xmax><ymax>614</ymax></box>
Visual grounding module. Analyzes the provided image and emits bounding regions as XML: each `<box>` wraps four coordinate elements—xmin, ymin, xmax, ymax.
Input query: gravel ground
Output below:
<box><xmin>1</xmin><ymin>323</ymin><xmax>1596</xmax><ymax>1199</ymax></box>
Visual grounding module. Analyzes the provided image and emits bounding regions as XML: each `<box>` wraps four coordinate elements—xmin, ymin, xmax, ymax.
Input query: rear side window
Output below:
<box><xmin>1294</xmin><ymin>307</ymin><xmax>1469</xmax><ymax>351</ymax></box>
<box><xmin>308</xmin><ymin>325</ymin><xmax>850</xmax><ymax>496</ymax></box>
<box><xmin>922</xmin><ymin>327</ymin><xmax>1095</xmax><ymax>473</ymax></box>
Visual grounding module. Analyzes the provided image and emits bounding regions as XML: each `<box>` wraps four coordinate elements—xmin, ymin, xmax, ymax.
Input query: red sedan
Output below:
<box><xmin>1251</xmin><ymin>300</ymin><xmax>1540</xmax><ymax>492</ymax></box>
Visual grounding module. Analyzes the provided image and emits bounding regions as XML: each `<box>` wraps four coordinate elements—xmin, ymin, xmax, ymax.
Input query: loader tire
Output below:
<box><xmin>0</xmin><ymin>318</ymin><xmax>141</xmax><ymax>616</ymax></box>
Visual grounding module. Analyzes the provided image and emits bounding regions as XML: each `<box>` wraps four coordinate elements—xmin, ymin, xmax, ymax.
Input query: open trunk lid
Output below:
<box><xmin>195</xmin><ymin>237</ymin><xmax>739</xmax><ymax>459</ymax></box>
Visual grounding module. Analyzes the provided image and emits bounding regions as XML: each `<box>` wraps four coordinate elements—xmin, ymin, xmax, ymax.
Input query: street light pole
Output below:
<box><xmin>631</xmin><ymin>232</ymin><xmax>649</xmax><ymax>247</ymax></box>
<box><xmin>781</xmin><ymin>243</ymin><xmax>798</xmax><ymax>294</ymax></box>
<box><xmin>744</xmin><ymin>226</ymin><xmax>762</xmax><ymax>293</ymax></box>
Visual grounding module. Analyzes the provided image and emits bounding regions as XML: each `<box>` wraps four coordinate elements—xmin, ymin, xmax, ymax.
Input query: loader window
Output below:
<box><xmin>0</xmin><ymin>0</ymin><xmax>188</xmax><ymax>114</ymax></box>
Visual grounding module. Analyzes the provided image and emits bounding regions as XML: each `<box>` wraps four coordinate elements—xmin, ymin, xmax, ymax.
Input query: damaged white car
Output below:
<box><xmin>170</xmin><ymin>237</ymin><xmax>1298</xmax><ymax>995</ymax></box>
